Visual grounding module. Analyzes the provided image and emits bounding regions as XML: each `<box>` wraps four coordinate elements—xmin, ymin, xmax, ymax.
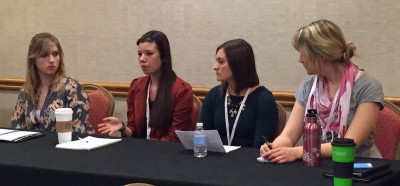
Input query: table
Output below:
<box><xmin>0</xmin><ymin>131</ymin><xmax>399</xmax><ymax>186</ymax></box>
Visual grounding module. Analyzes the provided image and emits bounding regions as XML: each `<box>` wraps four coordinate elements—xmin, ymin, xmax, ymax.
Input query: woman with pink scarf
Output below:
<box><xmin>260</xmin><ymin>19</ymin><xmax>384</xmax><ymax>163</ymax></box>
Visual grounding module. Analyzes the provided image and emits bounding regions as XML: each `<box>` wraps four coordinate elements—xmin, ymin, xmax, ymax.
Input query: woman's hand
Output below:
<box><xmin>98</xmin><ymin>117</ymin><xmax>123</xmax><ymax>135</ymax></box>
<box><xmin>261</xmin><ymin>145</ymin><xmax>301</xmax><ymax>164</ymax></box>
<box><xmin>260</xmin><ymin>143</ymin><xmax>300</xmax><ymax>164</ymax></box>
<box><xmin>259</xmin><ymin>143</ymin><xmax>272</xmax><ymax>157</ymax></box>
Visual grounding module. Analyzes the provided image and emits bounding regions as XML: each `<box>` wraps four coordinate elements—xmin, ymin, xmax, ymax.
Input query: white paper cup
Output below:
<box><xmin>55</xmin><ymin>108</ymin><xmax>73</xmax><ymax>144</ymax></box>
<box><xmin>57</xmin><ymin>132</ymin><xmax>72</xmax><ymax>144</ymax></box>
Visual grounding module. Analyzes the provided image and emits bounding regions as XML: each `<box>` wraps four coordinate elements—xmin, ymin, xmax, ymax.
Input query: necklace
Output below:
<box><xmin>224</xmin><ymin>88</ymin><xmax>250</xmax><ymax>146</ymax></box>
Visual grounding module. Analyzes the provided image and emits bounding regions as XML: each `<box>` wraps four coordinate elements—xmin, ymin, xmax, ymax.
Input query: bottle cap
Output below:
<box><xmin>196</xmin><ymin>123</ymin><xmax>203</xmax><ymax>127</ymax></box>
<box><xmin>306</xmin><ymin>109</ymin><xmax>317</xmax><ymax>117</ymax></box>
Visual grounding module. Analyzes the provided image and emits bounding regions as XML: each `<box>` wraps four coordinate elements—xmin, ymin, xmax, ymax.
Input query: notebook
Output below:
<box><xmin>55</xmin><ymin>136</ymin><xmax>122</xmax><ymax>150</ymax></box>
<box><xmin>0</xmin><ymin>128</ymin><xmax>44</xmax><ymax>142</ymax></box>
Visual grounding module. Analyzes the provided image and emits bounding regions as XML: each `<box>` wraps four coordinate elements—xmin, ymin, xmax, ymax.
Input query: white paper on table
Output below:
<box><xmin>0</xmin><ymin>129</ymin><xmax>17</xmax><ymax>135</ymax></box>
<box><xmin>175</xmin><ymin>130</ymin><xmax>240</xmax><ymax>153</ymax></box>
<box><xmin>257</xmin><ymin>156</ymin><xmax>271</xmax><ymax>163</ymax></box>
<box><xmin>0</xmin><ymin>129</ymin><xmax>43</xmax><ymax>142</ymax></box>
<box><xmin>55</xmin><ymin>136</ymin><xmax>122</xmax><ymax>150</ymax></box>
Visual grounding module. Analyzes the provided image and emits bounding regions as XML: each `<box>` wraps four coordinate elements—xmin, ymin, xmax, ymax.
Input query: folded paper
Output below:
<box><xmin>176</xmin><ymin>130</ymin><xmax>240</xmax><ymax>153</ymax></box>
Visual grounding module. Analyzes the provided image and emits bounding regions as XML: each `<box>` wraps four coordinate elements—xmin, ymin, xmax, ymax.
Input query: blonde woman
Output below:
<box><xmin>260</xmin><ymin>20</ymin><xmax>384</xmax><ymax>163</ymax></box>
<box><xmin>11</xmin><ymin>33</ymin><xmax>94</xmax><ymax>134</ymax></box>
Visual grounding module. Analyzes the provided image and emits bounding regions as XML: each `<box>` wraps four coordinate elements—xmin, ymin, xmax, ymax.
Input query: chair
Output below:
<box><xmin>374</xmin><ymin>100</ymin><xmax>400</xmax><ymax>160</ymax></box>
<box><xmin>275</xmin><ymin>101</ymin><xmax>287</xmax><ymax>137</ymax></box>
<box><xmin>192</xmin><ymin>94</ymin><xmax>202</xmax><ymax>127</ymax></box>
<box><xmin>82</xmin><ymin>83</ymin><xmax>115</xmax><ymax>134</ymax></box>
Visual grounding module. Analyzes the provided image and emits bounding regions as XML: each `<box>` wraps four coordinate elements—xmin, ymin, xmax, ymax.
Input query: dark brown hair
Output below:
<box><xmin>216</xmin><ymin>38</ymin><xmax>259</xmax><ymax>95</ymax></box>
<box><xmin>137</xmin><ymin>30</ymin><xmax>176</xmax><ymax>129</ymax></box>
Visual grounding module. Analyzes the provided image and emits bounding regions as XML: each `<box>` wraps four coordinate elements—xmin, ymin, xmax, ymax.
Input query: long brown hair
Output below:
<box><xmin>24</xmin><ymin>32</ymin><xmax>66</xmax><ymax>101</ymax></box>
<box><xmin>137</xmin><ymin>31</ymin><xmax>176</xmax><ymax>129</ymax></box>
<box><xmin>216</xmin><ymin>38</ymin><xmax>259</xmax><ymax>95</ymax></box>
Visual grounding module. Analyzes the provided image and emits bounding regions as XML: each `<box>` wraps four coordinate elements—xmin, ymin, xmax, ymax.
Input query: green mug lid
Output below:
<box><xmin>331</xmin><ymin>138</ymin><xmax>355</xmax><ymax>147</ymax></box>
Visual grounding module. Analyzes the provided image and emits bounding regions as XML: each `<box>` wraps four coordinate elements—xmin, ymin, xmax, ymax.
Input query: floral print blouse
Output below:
<box><xmin>11</xmin><ymin>77</ymin><xmax>94</xmax><ymax>134</ymax></box>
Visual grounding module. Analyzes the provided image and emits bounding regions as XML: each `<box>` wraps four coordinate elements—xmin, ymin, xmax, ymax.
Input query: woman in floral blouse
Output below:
<box><xmin>11</xmin><ymin>32</ymin><xmax>94</xmax><ymax>134</ymax></box>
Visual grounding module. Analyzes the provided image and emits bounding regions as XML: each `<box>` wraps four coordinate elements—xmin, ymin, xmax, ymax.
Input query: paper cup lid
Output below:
<box><xmin>55</xmin><ymin>108</ymin><xmax>73</xmax><ymax>115</ymax></box>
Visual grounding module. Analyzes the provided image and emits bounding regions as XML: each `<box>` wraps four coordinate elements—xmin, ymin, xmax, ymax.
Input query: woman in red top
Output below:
<box><xmin>98</xmin><ymin>31</ymin><xmax>194</xmax><ymax>141</ymax></box>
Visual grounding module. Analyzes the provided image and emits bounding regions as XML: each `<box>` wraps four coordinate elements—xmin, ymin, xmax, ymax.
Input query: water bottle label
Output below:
<box><xmin>194</xmin><ymin>135</ymin><xmax>206</xmax><ymax>145</ymax></box>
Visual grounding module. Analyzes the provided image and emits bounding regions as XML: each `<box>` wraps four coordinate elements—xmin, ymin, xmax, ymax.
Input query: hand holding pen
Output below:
<box><xmin>262</xmin><ymin>135</ymin><xmax>273</xmax><ymax>150</ymax></box>
<box><xmin>258</xmin><ymin>135</ymin><xmax>273</xmax><ymax>162</ymax></box>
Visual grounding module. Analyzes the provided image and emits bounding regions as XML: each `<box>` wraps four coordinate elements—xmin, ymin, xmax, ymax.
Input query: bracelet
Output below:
<box><xmin>119</xmin><ymin>121</ymin><xmax>126</xmax><ymax>132</ymax></box>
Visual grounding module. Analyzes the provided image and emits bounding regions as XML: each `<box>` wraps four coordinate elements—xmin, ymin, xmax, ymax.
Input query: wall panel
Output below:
<box><xmin>1</xmin><ymin>0</ymin><xmax>399</xmax><ymax>126</ymax></box>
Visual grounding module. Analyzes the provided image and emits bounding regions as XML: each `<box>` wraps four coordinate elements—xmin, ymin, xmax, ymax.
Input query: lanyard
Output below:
<box><xmin>224</xmin><ymin>88</ymin><xmax>250</xmax><ymax>146</ymax></box>
<box><xmin>145</xmin><ymin>81</ymin><xmax>151</xmax><ymax>139</ymax></box>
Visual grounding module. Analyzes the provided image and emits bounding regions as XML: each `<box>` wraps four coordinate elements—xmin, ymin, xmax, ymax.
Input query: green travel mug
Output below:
<box><xmin>331</xmin><ymin>138</ymin><xmax>356</xmax><ymax>186</ymax></box>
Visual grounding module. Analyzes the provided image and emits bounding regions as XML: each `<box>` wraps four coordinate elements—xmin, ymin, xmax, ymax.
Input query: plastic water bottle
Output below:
<box><xmin>193</xmin><ymin>123</ymin><xmax>207</xmax><ymax>157</ymax></box>
<box><xmin>303</xmin><ymin>109</ymin><xmax>322</xmax><ymax>167</ymax></box>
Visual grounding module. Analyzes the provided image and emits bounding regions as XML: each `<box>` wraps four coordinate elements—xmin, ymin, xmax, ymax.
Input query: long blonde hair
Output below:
<box><xmin>292</xmin><ymin>19</ymin><xmax>357</xmax><ymax>74</ymax></box>
<box><xmin>24</xmin><ymin>32</ymin><xmax>66</xmax><ymax>101</ymax></box>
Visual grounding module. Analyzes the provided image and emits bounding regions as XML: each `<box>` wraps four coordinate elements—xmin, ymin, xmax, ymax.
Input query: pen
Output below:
<box><xmin>262</xmin><ymin>135</ymin><xmax>273</xmax><ymax>149</ymax></box>
<box><xmin>78</xmin><ymin>137</ymin><xmax>88</xmax><ymax>143</ymax></box>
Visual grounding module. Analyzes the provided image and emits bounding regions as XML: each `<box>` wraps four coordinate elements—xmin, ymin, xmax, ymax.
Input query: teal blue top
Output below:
<box><xmin>201</xmin><ymin>85</ymin><xmax>278</xmax><ymax>148</ymax></box>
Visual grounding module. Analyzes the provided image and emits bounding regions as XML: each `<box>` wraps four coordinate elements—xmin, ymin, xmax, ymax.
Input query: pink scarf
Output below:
<box><xmin>305</xmin><ymin>63</ymin><xmax>363</xmax><ymax>141</ymax></box>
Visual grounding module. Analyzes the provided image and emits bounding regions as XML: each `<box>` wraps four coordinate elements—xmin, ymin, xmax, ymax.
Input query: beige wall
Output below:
<box><xmin>1</xmin><ymin>0</ymin><xmax>400</xmax><ymax>126</ymax></box>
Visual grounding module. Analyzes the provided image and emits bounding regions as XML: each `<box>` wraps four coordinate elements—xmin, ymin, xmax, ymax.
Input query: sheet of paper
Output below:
<box><xmin>257</xmin><ymin>157</ymin><xmax>271</xmax><ymax>163</ymax></box>
<box><xmin>0</xmin><ymin>130</ymin><xmax>43</xmax><ymax>142</ymax></box>
<box><xmin>55</xmin><ymin>136</ymin><xmax>122</xmax><ymax>150</ymax></box>
<box><xmin>175</xmin><ymin>130</ymin><xmax>240</xmax><ymax>153</ymax></box>
<box><xmin>0</xmin><ymin>128</ymin><xmax>16</xmax><ymax>135</ymax></box>
<box><xmin>224</xmin><ymin>145</ymin><xmax>241</xmax><ymax>153</ymax></box>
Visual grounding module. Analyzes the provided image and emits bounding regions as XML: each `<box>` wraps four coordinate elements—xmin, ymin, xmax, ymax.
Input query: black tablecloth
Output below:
<box><xmin>0</xmin><ymin>131</ymin><xmax>399</xmax><ymax>186</ymax></box>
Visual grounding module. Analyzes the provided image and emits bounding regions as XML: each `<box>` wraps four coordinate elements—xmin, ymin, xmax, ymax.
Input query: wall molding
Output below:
<box><xmin>1</xmin><ymin>77</ymin><xmax>399</xmax><ymax>108</ymax></box>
